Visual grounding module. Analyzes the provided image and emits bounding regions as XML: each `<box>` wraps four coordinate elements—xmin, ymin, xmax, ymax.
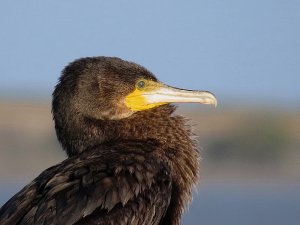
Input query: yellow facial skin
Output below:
<box><xmin>125</xmin><ymin>80</ymin><xmax>166</xmax><ymax>111</ymax></box>
<box><xmin>125</xmin><ymin>79</ymin><xmax>217</xmax><ymax>112</ymax></box>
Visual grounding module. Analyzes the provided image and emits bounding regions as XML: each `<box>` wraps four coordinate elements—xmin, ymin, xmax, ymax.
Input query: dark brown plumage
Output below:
<box><xmin>0</xmin><ymin>57</ymin><xmax>216</xmax><ymax>225</ymax></box>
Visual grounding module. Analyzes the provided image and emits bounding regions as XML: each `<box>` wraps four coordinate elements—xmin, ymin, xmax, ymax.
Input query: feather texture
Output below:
<box><xmin>0</xmin><ymin>142</ymin><xmax>172</xmax><ymax>225</ymax></box>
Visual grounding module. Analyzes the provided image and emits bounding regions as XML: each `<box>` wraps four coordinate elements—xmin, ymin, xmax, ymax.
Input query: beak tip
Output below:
<box><xmin>210</xmin><ymin>93</ymin><xmax>217</xmax><ymax>107</ymax></box>
<box><xmin>214</xmin><ymin>99</ymin><xmax>218</xmax><ymax>107</ymax></box>
<box><xmin>206</xmin><ymin>93</ymin><xmax>217</xmax><ymax>107</ymax></box>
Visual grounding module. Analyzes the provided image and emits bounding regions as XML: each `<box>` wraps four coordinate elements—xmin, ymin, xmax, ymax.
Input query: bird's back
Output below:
<box><xmin>0</xmin><ymin>141</ymin><xmax>172</xmax><ymax>225</ymax></box>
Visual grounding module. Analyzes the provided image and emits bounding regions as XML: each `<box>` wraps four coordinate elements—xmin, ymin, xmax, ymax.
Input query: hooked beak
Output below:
<box><xmin>125</xmin><ymin>80</ymin><xmax>217</xmax><ymax>112</ymax></box>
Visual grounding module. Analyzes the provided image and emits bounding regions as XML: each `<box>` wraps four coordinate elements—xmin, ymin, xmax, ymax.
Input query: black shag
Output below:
<box><xmin>0</xmin><ymin>57</ymin><xmax>217</xmax><ymax>225</ymax></box>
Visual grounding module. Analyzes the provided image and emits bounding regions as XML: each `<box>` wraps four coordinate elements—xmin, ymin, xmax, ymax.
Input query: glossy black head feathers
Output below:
<box><xmin>52</xmin><ymin>57</ymin><xmax>157</xmax><ymax>156</ymax></box>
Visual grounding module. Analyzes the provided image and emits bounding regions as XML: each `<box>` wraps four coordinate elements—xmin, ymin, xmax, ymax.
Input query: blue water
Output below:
<box><xmin>182</xmin><ymin>182</ymin><xmax>300</xmax><ymax>225</ymax></box>
<box><xmin>1</xmin><ymin>181</ymin><xmax>300</xmax><ymax>225</ymax></box>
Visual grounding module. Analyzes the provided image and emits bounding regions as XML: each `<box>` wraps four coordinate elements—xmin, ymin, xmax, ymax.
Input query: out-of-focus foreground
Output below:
<box><xmin>1</xmin><ymin>101</ymin><xmax>300</xmax><ymax>224</ymax></box>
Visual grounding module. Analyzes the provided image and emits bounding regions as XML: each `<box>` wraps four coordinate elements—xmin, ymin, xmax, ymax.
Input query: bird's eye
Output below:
<box><xmin>137</xmin><ymin>80</ymin><xmax>146</xmax><ymax>89</ymax></box>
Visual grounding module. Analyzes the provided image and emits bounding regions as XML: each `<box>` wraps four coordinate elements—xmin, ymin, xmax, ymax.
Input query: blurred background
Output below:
<box><xmin>0</xmin><ymin>1</ymin><xmax>299</xmax><ymax>224</ymax></box>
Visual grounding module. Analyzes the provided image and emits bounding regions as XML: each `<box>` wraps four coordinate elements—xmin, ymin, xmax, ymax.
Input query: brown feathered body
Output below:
<box><xmin>0</xmin><ymin>57</ymin><xmax>200</xmax><ymax>225</ymax></box>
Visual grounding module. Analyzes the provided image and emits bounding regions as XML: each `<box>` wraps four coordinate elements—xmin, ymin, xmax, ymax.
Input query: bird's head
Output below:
<box><xmin>52</xmin><ymin>57</ymin><xmax>217</xmax><ymax>155</ymax></box>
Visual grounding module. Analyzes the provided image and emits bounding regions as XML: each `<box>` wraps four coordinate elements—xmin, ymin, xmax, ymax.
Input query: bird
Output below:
<box><xmin>0</xmin><ymin>56</ymin><xmax>217</xmax><ymax>225</ymax></box>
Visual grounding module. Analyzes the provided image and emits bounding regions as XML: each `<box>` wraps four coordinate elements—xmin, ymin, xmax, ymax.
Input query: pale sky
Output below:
<box><xmin>0</xmin><ymin>0</ymin><xmax>299</xmax><ymax>105</ymax></box>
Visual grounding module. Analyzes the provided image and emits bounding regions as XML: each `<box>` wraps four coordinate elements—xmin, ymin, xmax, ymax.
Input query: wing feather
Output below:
<box><xmin>0</xmin><ymin>147</ymin><xmax>172</xmax><ymax>225</ymax></box>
